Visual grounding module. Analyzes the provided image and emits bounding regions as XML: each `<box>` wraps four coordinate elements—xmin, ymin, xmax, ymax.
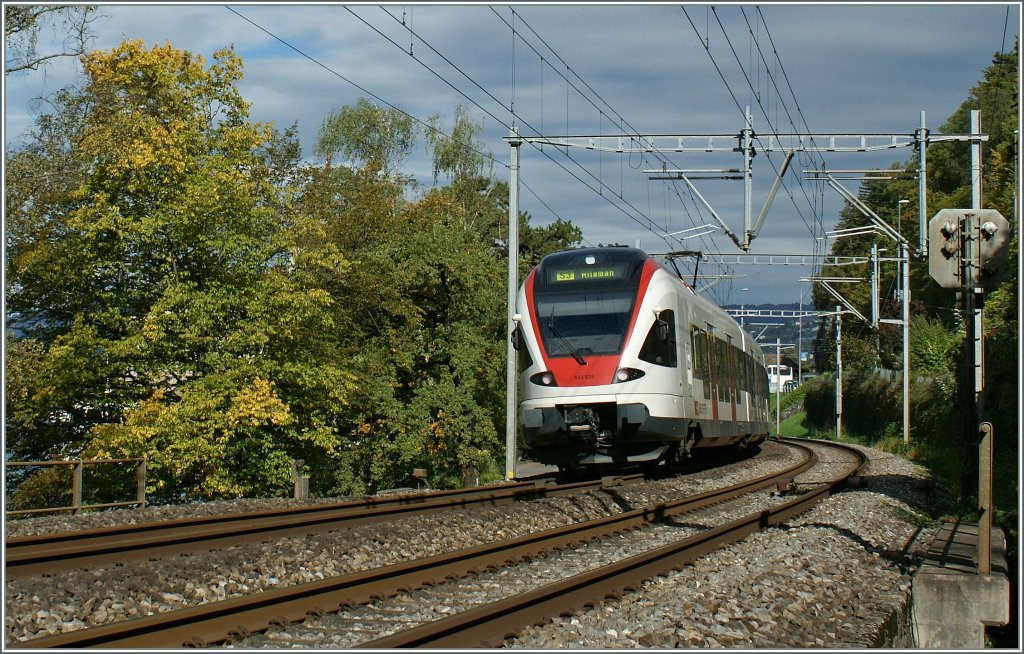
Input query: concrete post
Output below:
<box><xmin>505</xmin><ymin>129</ymin><xmax>521</xmax><ymax>481</ymax></box>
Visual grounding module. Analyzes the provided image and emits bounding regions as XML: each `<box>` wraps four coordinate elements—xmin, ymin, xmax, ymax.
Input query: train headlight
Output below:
<box><xmin>614</xmin><ymin>368</ymin><xmax>645</xmax><ymax>383</ymax></box>
<box><xmin>530</xmin><ymin>371</ymin><xmax>557</xmax><ymax>386</ymax></box>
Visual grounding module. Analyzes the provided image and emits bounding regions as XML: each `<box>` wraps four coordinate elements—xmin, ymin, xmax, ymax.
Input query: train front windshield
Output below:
<box><xmin>535</xmin><ymin>290</ymin><xmax>636</xmax><ymax>357</ymax></box>
<box><xmin>531</xmin><ymin>249</ymin><xmax>647</xmax><ymax>359</ymax></box>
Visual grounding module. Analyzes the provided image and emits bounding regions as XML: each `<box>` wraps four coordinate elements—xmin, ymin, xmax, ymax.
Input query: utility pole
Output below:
<box><xmin>742</xmin><ymin>106</ymin><xmax>754</xmax><ymax>246</ymax></box>
<box><xmin>969</xmin><ymin>109</ymin><xmax>991</xmax><ymax>573</ymax></box>
<box><xmin>505</xmin><ymin>129</ymin><xmax>521</xmax><ymax>480</ymax></box>
<box><xmin>797</xmin><ymin>291</ymin><xmax>803</xmax><ymax>386</ymax></box>
<box><xmin>775</xmin><ymin>337</ymin><xmax>782</xmax><ymax>436</ymax></box>
<box><xmin>918</xmin><ymin>111</ymin><xmax>929</xmax><ymax>256</ymax></box>
<box><xmin>898</xmin><ymin>198</ymin><xmax>911</xmax><ymax>446</ymax></box>
<box><xmin>835</xmin><ymin>306</ymin><xmax>843</xmax><ymax>440</ymax></box>
<box><xmin>901</xmin><ymin>237</ymin><xmax>911</xmax><ymax>445</ymax></box>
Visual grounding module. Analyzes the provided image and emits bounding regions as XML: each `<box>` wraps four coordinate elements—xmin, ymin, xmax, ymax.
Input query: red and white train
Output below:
<box><xmin>514</xmin><ymin>246</ymin><xmax>771</xmax><ymax>470</ymax></box>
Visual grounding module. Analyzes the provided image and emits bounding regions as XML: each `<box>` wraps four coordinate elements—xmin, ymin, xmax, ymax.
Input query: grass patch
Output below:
<box><xmin>776</xmin><ymin>411</ymin><xmax>810</xmax><ymax>438</ymax></box>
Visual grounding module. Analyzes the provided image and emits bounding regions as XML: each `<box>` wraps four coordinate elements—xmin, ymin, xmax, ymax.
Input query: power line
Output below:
<box><xmin>493</xmin><ymin>8</ymin><xmax>731</xmax><ymax>249</ymax></box>
<box><xmin>683</xmin><ymin>5</ymin><xmax>831</xmax><ymax>285</ymax></box>
<box><xmin>230</xmin><ymin>5</ymin><xmax>738</xmax><ymax>262</ymax></box>
<box><xmin>708</xmin><ymin>7</ymin><xmax>821</xmax><ymax>243</ymax></box>
<box><xmin>360</xmin><ymin>5</ymin><xmax>706</xmax><ymax>252</ymax></box>
<box><xmin>224</xmin><ymin>5</ymin><xmax>500</xmax><ymax>173</ymax></box>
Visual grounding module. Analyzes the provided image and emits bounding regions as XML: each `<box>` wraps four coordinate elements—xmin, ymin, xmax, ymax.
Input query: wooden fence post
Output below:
<box><xmin>72</xmin><ymin>460</ymin><xmax>83</xmax><ymax>515</ymax></box>
<box><xmin>136</xmin><ymin>458</ymin><xmax>147</xmax><ymax>509</ymax></box>
<box><xmin>291</xmin><ymin>460</ymin><xmax>309</xmax><ymax>500</ymax></box>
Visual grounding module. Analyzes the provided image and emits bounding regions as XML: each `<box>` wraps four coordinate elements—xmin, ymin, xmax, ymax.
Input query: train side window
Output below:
<box><xmin>715</xmin><ymin>338</ymin><xmax>729</xmax><ymax>402</ymax></box>
<box><xmin>744</xmin><ymin>355</ymin><xmax>753</xmax><ymax>395</ymax></box>
<box><xmin>639</xmin><ymin>310</ymin><xmax>677</xmax><ymax>367</ymax></box>
<box><xmin>729</xmin><ymin>344</ymin><xmax>742</xmax><ymax>402</ymax></box>
<box><xmin>726</xmin><ymin>338</ymin><xmax>737</xmax><ymax>399</ymax></box>
<box><xmin>690</xmin><ymin>326</ymin><xmax>710</xmax><ymax>399</ymax></box>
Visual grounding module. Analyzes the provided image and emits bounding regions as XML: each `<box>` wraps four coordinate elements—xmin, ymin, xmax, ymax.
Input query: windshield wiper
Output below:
<box><xmin>547</xmin><ymin>311</ymin><xmax>587</xmax><ymax>365</ymax></box>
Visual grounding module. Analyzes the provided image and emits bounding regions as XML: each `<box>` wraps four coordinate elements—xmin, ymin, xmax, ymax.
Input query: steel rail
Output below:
<box><xmin>15</xmin><ymin>444</ymin><xmax>815</xmax><ymax>649</ymax></box>
<box><xmin>5</xmin><ymin>474</ymin><xmax>643</xmax><ymax>580</ymax></box>
<box><xmin>364</xmin><ymin>438</ymin><xmax>867</xmax><ymax>648</ymax></box>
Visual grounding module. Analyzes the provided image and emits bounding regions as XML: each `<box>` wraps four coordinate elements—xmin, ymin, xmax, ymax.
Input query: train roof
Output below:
<box><xmin>536</xmin><ymin>246</ymin><xmax>649</xmax><ymax>267</ymax></box>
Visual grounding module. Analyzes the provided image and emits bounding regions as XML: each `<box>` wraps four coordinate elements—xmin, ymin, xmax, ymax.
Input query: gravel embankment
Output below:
<box><xmin>509</xmin><ymin>444</ymin><xmax>937</xmax><ymax>648</ymax></box>
<box><xmin>5</xmin><ymin>441</ymin><xmax>937</xmax><ymax>648</ymax></box>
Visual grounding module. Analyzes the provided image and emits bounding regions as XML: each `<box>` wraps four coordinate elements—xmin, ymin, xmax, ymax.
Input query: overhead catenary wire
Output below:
<box><xmin>495</xmin><ymin>6</ymin><xmax>735</xmax><ymax>288</ymax></box>
<box><xmin>229</xmin><ymin>4</ymin><xmax>615</xmax><ymax>245</ymax></box>
<box><xmin>364</xmin><ymin>4</ymin><xmax>713</xmax><ymax>254</ymax></box>
<box><xmin>707</xmin><ymin>7</ymin><xmax>822</xmax><ymax>244</ymax></box>
<box><xmin>229</xmin><ymin>4</ymin><xmax>746</xmax><ymax>291</ymax></box>
<box><xmin>361</xmin><ymin>6</ymin><xmax>671</xmax><ymax>242</ymax></box>
<box><xmin>492</xmin><ymin>8</ymin><xmax>731</xmax><ymax>244</ymax></box>
<box><xmin>683</xmin><ymin>5</ymin><xmax>837</xmax><ymax>298</ymax></box>
<box><xmin>223</xmin><ymin>6</ymin><xmax>500</xmax><ymax>173</ymax></box>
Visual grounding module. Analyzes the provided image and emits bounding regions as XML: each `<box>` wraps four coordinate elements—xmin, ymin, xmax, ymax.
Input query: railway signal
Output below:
<box><xmin>927</xmin><ymin>208</ymin><xmax>1010</xmax><ymax>290</ymax></box>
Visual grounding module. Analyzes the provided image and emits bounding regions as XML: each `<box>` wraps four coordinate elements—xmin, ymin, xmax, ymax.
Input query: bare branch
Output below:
<box><xmin>4</xmin><ymin>5</ymin><xmax>100</xmax><ymax>76</ymax></box>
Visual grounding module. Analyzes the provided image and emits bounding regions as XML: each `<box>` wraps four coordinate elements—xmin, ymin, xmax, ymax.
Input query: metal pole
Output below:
<box><xmin>902</xmin><ymin>239</ymin><xmax>910</xmax><ymax>445</ymax></box>
<box><xmin>971</xmin><ymin>110</ymin><xmax>982</xmax><ymax>209</ymax></box>
<box><xmin>797</xmin><ymin>291</ymin><xmax>803</xmax><ymax>386</ymax></box>
<box><xmin>979</xmin><ymin>422</ymin><xmax>993</xmax><ymax>575</ymax></box>
<box><xmin>970</xmin><ymin>110</ymin><xmax>991</xmax><ymax>575</ymax></box>
<box><xmin>505</xmin><ymin>129</ymin><xmax>521</xmax><ymax>481</ymax></box>
<box><xmin>918</xmin><ymin>111</ymin><xmax>929</xmax><ymax>256</ymax></box>
<box><xmin>870</xmin><ymin>242</ymin><xmax>879</xmax><ymax>328</ymax></box>
<box><xmin>742</xmin><ymin>106</ymin><xmax>753</xmax><ymax>249</ymax></box>
<box><xmin>775</xmin><ymin>337</ymin><xmax>781</xmax><ymax>436</ymax></box>
<box><xmin>835</xmin><ymin>307</ymin><xmax>843</xmax><ymax>440</ymax></box>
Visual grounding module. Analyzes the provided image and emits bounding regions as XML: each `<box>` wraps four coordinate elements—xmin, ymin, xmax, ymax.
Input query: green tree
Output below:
<box><xmin>425</xmin><ymin>103</ymin><xmax>492</xmax><ymax>186</ymax></box>
<box><xmin>313</xmin><ymin>98</ymin><xmax>415</xmax><ymax>177</ymax></box>
<box><xmin>294</xmin><ymin>99</ymin><xmax>582</xmax><ymax>492</ymax></box>
<box><xmin>5</xmin><ymin>40</ymin><xmax>353</xmax><ymax>500</ymax></box>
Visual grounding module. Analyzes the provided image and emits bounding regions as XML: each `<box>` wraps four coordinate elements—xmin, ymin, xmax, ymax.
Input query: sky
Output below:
<box><xmin>4</xmin><ymin>2</ymin><xmax>1021</xmax><ymax>310</ymax></box>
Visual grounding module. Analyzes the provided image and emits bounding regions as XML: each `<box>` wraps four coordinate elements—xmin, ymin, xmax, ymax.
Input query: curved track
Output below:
<box><xmin>15</xmin><ymin>440</ymin><xmax>844</xmax><ymax>649</ymax></box>
<box><xmin>367</xmin><ymin>438</ymin><xmax>867</xmax><ymax>648</ymax></box>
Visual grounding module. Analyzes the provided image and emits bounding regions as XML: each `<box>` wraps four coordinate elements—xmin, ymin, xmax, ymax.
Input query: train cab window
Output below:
<box><xmin>639</xmin><ymin>310</ymin><xmax>677</xmax><ymax>367</ymax></box>
<box><xmin>513</xmin><ymin>324</ymin><xmax>533</xmax><ymax>370</ymax></box>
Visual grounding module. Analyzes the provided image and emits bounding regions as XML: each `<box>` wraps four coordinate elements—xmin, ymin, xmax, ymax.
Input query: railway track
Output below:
<box><xmin>12</xmin><ymin>439</ymin><xmax>866</xmax><ymax>649</ymax></box>
<box><xmin>366</xmin><ymin>438</ymin><xmax>867</xmax><ymax>648</ymax></box>
<box><xmin>6</xmin><ymin>473</ymin><xmax>644</xmax><ymax>580</ymax></box>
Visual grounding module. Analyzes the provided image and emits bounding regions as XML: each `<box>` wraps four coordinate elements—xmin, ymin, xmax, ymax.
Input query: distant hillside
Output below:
<box><xmin>722</xmin><ymin>302</ymin><xmax>821</xmax><ymax>370</ymax></box>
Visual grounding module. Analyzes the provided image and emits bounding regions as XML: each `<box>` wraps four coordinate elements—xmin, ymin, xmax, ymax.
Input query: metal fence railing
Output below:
<box><xmin>5</xmin><ymin>458</ymin><xmax>146</xmax><ymax>516</ymax></box>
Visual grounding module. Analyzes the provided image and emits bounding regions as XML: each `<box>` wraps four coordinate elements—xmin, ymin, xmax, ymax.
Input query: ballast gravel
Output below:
<box><xmin>4</xmin><ymin>441</ymin><xmax>938</xmax><ymax>648</ymax></box>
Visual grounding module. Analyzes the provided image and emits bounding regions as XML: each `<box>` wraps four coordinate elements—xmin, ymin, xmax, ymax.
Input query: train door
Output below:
<box><xmin>689</xmin><ymin>323</ymin><xmax>711</xmax><ymax>420</ymax></box>
<box><xmin>706</xmin><ymin>324</ymin><xmax>719</xmax><ymax>420</ymax></box>
<box><xmin>729</xmin><ymin>335</ymin><xmax>737</xmax><ymax>421</ymax></box>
